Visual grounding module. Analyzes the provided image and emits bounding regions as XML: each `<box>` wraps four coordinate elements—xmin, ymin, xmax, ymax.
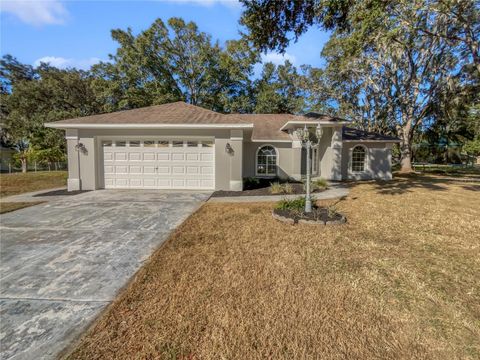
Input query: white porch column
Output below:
<box><xmin>331</xmin><ymin>126</ymin><xmax>343</xmax><ymax>180</ymax></box>
<box><xmin>229</xmin><ymin>129</ymin><xmax>243</xmax><ymax>191</ymax></box>
<box><xmin>66</xmin><ymin>129</ymin><xmax>81</xmax><ymax>191</ymax></box>
<box><xmin>291</xmin><ymin>139</ymin><xmax>303</xmax><ymax>180</ymax></box>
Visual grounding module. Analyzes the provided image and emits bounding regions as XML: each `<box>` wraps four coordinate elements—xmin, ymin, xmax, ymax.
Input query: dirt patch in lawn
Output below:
<box><xmin>66</xmin><ymin>177</ymin><xmax>480</xmax><ymax>360</ymax></box>
<box><xmin>0</xmin><ymin>201</ymin><xmax>44</xmax><ymax>214</ymax></box>
<box><xmin>0</xmin><ymin>171</ymin><xmax>67</xmax><ymax>198</ymax></box>
<box><xmin>273</xmin><ymin>207</ymin><xmax>346</xmax><ymax>225</ymax></box>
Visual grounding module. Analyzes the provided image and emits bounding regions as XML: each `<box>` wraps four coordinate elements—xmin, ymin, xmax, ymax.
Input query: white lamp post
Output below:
<box><xmin>295</xmin><ymin>124</ymin><xmax>323</xmax><ymax>213</ymax></box>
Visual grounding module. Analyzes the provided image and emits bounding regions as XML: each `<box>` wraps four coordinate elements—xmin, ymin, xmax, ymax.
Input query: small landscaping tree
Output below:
<box><xmin>463</xmin><ymin>139</ymin><xmax>480</xmax><ymax>166</ymax></box>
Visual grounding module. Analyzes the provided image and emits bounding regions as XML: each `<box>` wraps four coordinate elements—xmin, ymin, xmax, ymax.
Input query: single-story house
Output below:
<box><xmin>45</xmin><ymin>101</ymin><xmax>399</xmax><ymax>191</ymax></box>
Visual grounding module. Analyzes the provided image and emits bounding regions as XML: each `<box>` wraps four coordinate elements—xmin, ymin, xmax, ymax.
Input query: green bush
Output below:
<box><xmin>464</xmin><ymin>139</ymin><xmax>480</xmax><ymax>157</ymax></box>
<box><xmin>303</xmin><ymin>178</ymin><xmax>328</xmax><ymax>192</ymax></box>
<box><xmin>275</xmin><ymin>197</ymin><xmax>307</xmax><ymax>212</ymax></box>
<box><xmin>327</xmin><ymin>205</ymin><xmax>338</xmax><ymax>218</ymax></box>
<box><xmin>313</xmin><ymin>178</ymin><xmax>328</xmax><ymax>189</ymax></box>
<box><xmin>243</xmin><ymin>177</ymin><xmax>260</xmax><ymax>189</ymax></box>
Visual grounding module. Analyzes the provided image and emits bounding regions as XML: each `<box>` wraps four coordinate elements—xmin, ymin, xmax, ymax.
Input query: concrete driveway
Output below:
<box><xmin>0</xmin><ymin>190</ymin><xmax>211</xmax><ymax>360</ymax></box>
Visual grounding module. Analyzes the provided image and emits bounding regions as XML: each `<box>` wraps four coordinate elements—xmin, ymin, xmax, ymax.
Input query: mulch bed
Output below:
<box><xmin>273</xmin><ymin>207</ymin><xmax>346</xmax><ymax>225</ymax></box>
<box><xmin>211</xmin><ymin>183</ymin><xmax>326</xmax><ymax>197</ymax></box>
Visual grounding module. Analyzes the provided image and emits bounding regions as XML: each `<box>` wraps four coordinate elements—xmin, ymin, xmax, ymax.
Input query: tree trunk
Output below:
<box><xmin>399</xmin><ymin>132</ymin><xmax>413</xmax><ymax>173</ymax></box>
<box><xmin>21</xmin><ymin>158</ymin><xmax>27</xmax><ymax>173</ymax></box>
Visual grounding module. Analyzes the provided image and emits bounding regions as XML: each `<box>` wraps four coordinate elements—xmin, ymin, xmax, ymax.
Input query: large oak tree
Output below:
<box><xmin>240</xmin><ymin>0</ymin><xmax>479</xmax><ymax>172</ymax></box>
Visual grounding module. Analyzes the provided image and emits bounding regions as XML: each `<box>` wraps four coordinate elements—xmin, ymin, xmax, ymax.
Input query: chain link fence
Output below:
<box><xmin>0</xmin><ymin>161</ymin><xmax>67</xmax><ymax>174</ymax></box>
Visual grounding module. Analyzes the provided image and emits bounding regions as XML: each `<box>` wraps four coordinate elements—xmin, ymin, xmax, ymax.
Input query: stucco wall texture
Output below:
<box><xmin>65</xmin><ymin>127</ymin><xmax>392</xmax><ymax>191</ymax></box>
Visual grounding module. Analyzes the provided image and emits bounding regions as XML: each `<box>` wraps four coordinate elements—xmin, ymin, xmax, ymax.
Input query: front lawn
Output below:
<box><xmin>0</xmin><ymin>201</ymin><xmax>44</xmax><ymax>214</ymax></box>
<box><xmin>67</xmin><ymin>177</ymin><xmax>480</xmax><ymax>359</ymax></box>
<box><xmin>412</xmin><ymin>164</ymin><xmax>480</xmax><ymax>178</ymax></box>
<box><xmin>0</xmin><ymin>171</ymin><xmax>67</xmax><ymax>198</ymax></box>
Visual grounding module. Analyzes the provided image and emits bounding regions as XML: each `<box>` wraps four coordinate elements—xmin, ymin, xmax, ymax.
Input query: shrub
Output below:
<box><xmin>243</xmin><ymin>177</ymin><xmax>260</xmax><ymax>190</ymax></box>
<box><xmin>303</xmin><ymin>178</ymin><xmax>328</xmax><ymax>192</ymax></box>
<box><xmin>270</xmin><ymin>182</ymin><xmax>284</xmax><ymax>194</ymax></box>
<box><xmin>270</xmin><ymin>182</ymin><xmax>296</xmax><ymax>194</ymax></box>
<box><xmin>283</xmin><ymin>183</ymin><xmax>294</xmax><ymax>194</ymax></box>
<box><xmin>327</xmin><ymin>205</ymin><xmax>338</xmax><ymax>218</ymax></box>
<box><xmin>313</xmin><ymin>178</ymin><xmax>328</xmax><ymax>189</ymax></box>
<box><xmin>275</xmin><ymin>197</ymin><xmax>307</xmax><ymax>212</ymax></box>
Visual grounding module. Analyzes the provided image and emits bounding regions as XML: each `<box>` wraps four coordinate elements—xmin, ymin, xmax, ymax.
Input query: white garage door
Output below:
<box><xmin>102</xmin><ymin>139</ymin><xmax>215</xmax><ymax>190</ymax></box>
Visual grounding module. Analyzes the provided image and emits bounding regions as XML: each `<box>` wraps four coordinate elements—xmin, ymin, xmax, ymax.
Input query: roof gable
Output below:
<box><xmin>226</xmin><ymin>114</ymin><xmax>294</xmax><ymax>141</ymax></box>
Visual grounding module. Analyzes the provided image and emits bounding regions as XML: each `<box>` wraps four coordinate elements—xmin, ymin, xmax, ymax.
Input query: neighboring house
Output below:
<box><xmin>45</xmin><ymin>101</ymin><xmax>399</xmax><ymax>191</ymax></box>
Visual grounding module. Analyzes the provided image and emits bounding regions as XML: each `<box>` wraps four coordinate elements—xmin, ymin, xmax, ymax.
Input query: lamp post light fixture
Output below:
<box><xmin>295</xmin><ymin>124</ymin><xmax>323</xmax><ymax>213</ymax></box>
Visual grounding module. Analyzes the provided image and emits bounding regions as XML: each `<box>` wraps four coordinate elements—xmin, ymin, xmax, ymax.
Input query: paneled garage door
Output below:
<box><xmin>102</xmin><ymin>139</ymin><xmax>215</xmax><ymax>189</ymax></box>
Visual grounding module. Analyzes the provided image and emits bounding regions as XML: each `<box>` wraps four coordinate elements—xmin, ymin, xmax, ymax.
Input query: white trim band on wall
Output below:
<box><xmin>251</xmin><ymin>139</ymin><xmax>292</xmax><ymax>143</ymax></box>
<box><xmin>342</xmin><ymin>140</ymin><xmax>399</xmax><ymax>143</ymax></box>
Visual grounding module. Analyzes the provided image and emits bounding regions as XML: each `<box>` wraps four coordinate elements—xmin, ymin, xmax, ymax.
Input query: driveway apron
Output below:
<box><xmin>0</xmin><ymin>190</ymin><xmax>211</xmax><ymax>360</ymax></box>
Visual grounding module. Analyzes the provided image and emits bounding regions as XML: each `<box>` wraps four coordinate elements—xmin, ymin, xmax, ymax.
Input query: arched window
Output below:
<box><xmin>351</xmin><ymin>146</ymin><xmax>367</xmax><ymax>172</ymax></box>
<box><xmin>256</xmin><ymin>145</ymin><xmax>277</xmax><ymax>176</ymax></box>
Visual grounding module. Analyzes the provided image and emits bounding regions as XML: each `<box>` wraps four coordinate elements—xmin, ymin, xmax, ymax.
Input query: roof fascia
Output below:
<box><xmin>45</xmin><ymin>123</ymin><xmax>254</xmax><ymax>130</ymax></box>
<box><xmin>279</xmin><ymin>120</ymin><xmax>347</xmax><ymax>131</ymax></box>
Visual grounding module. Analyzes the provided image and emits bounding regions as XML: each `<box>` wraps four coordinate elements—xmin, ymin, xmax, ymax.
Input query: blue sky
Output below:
<box><xmin>0</xmin><ymin>0</ymin><xmax>330</xmax><ymax>73</ymax></box>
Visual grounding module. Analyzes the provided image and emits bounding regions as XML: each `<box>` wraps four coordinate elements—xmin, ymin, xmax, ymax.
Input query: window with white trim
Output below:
<box><xmin>351</xmin><ymin>146</ymin><xmax>366</xmax><ymax>172</ymax></box>
<box><xmin>256</xmin><ymin>145</ymin><xmax>277</xmax><ymax>176</ymax></box>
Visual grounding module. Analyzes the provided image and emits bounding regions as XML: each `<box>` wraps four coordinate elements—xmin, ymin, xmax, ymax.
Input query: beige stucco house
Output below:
<box><xmin>46</xmin><ymin>101</ymin><xmax>399</xmax><ymax>191</ymax></box>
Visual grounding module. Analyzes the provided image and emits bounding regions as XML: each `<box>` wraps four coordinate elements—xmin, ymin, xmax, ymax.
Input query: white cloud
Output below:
<box><xmin>34</xmin><ymin>56</ymin><xmax>103</xmax><ymax>70</ymax></box>
<box><xmin>0</xmin><ymin>0</ymin><xmax>68</xmax><ymax>26</ymax></box>
<box><xmin>261</xmin><ymin>52</ymin><xmax>297</xmax><ymax>65</ymax></box>
<box><xmin>165</xmin><ymin>0</ymin><xmax>240</xmax><ymax>9</ymax></box>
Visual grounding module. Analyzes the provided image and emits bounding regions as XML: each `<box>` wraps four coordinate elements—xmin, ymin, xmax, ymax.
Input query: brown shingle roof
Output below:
<box><xmin>48</xmin><ymin>102</ymin><xmax>250</xmax><ymax>125</ymax></box>
<box><xmin>303</xmin><ymin>112</ymin><xmax>347</xmax><ymax>122</ymax></box>
<box><xmin>47</xmin><ymin>102</ymin><xmax>398</xmax><ymax>143</ymax></box>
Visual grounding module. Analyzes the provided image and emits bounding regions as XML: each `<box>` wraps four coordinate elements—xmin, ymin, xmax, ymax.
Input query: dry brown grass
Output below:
<box><xmin>67</xmin><ymin>177</ymin><xmax>480</xmax><ymax>360</ymax></box>
<box><xmin>0</xmin><ymin>171</ymin><xmax>67</xmax><ymax>198</ymax></box>
<box><xmin>0</xmin><ymin>201</ymin><xmax>44</xmax><ymax>214</ymax></box>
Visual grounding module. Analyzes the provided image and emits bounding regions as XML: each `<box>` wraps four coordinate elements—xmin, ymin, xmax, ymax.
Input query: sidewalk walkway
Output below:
<box><xmin>2</xmin><ymin>184</ymin><xmax>351</xmax><ymax>205</ymax></box>
<box><xmin>208</xmin><ymin>184</ymin><xmax>349</xmax><ymax>203</ymax></box>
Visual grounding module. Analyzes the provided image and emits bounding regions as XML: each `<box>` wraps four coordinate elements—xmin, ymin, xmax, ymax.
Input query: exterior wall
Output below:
<box><xmin>314</xmin><ymin>128</ymin><xmax>393</xmax><ymax>181</ymax></box>
<box><xmin>341</xmin><ymin>142</ymin><xmax>393</xmax><ymax>180</ymax></box>
<box><xmin>318</xmin><ymin>127</ymin><xmax>333</xmax><ymax>179</ymax></box>
<box><xmin>243</xmin><ymin>141</ymin><xmax>298</xmax><ymax>180</ymax></box>
<box><xmin>66</xmin><ymin>128</ymin><xmax>242</xmax><ymax>191</ymax></box>
<box><xmin>317</xmin><ymin>126</ymin><xmax>343</xmax><ymax>181</ymax></box>
<box><xmin>64</xmin><ymin>126</ymin><xmax>394</xmax><ymax>192</ymax></box>
<box><xmin>228</xmin><ymin>129</ymin><xmax>243</xmax><ymax>190</ymax></box>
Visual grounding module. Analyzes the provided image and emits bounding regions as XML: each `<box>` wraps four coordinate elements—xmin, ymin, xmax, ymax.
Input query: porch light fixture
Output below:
<box><xmin>74</xmin><ymin>143</ymin><xmax>87</xmax><ymax>155</ymax></box>
<box><xmin>225</xmin><ymin>142</ymin><xmax>234</xmax><ymax>155</ymax></box>
<box><xmin>295</xmin><ymin>124</ymin><xmax>323</xmax><ymax>213</ymax></box>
